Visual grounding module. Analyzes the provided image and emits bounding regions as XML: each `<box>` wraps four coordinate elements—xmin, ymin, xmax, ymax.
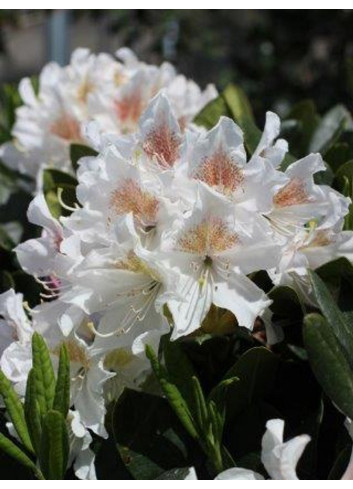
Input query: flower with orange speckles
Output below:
<box><xmin>155</xmin><ymin>185</ymin><xmax>279</xmax><ymax>338</ymax></box>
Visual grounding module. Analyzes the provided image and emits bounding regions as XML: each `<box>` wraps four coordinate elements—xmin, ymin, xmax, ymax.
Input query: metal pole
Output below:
<box><xmin>46</xmin><ymin>10</ymin><xmax>70</xmax><ymax>65</ymax></box>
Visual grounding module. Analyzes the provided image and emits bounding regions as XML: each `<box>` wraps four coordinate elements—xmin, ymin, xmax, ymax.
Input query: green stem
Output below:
<box><xmin>34</xmin><ymin>467</ymin><xmax>46</xmax><ymax>480</ymax></box>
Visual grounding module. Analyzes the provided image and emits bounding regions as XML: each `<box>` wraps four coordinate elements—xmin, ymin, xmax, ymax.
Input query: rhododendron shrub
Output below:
<box><xmin>0</xmin><ymin>48</ymin><xmax>353</xmax><ymax>480</ymax></box>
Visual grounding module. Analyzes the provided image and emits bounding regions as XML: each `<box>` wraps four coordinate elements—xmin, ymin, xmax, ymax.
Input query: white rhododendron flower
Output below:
<box><xmin>0</xmin><ymin>289</ymin><xmax>33</xmax><ymax>396</ymax></box>
<box><xmin>0</xmin><ymin>47</ymin><xmax>217</xmax><ymax>186</ymax></box>
<box><xmin>260</xmin><ymin>418</ymin><xmax>311</xmax><ymax>480</ymax></box>
<box><xmin>185</xmin><ymin>418</ymin><xmax>310</xmax><ymax>480</ymax></box>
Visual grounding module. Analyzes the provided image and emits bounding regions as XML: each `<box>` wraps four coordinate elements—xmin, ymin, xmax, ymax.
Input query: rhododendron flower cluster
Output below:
<box><xmin>0</xmin><ymin>48</ymin><xmax>216</xmax><ymax>183</ymax></box>
<box><xmin>1</xmin><ymin>46</ymin><xmax>353</xmax><ymax>481</ymax></box>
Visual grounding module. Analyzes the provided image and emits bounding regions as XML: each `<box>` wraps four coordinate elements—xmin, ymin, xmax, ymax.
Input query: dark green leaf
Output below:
<box><xmin>70</xmin><ymin>143</ymin><xmax>98</xmax><ymax>172</ymax></box>
<box><xmin>42</xmin><ymin>169</ymin><xmax>78</xmax><ymax>219</ymax></box>
<box><xmin>0</xmin><ymin>432</ymin><xmax>41</xmax><ymax>478</ymax></box>
<box><xmin>53</xmin><ymin>343</ymin><xmax>70</xmax><ymax>418</ymax></box>
<box><xmin>309</xmin><ymin>105</ymin><xmax>352</xmax><ymax>154</ymax></box>
<box><xmin>325</xmin><ymin>142</ymin><xmax>350</xmax><ymax>174</ymax></box>
<box><xmin>328</xmin><ymin>445</ymin><xmax>352</xmax><ymax>480</ymax></box>
<box><xmin>0</xmin><ymin>225</ymin><xmax>16</xmax><ymax>251</ymax></box>
<box><xmin>0</xmin><ymin>370</ymin><xmax>33</xmax><ymax>453</ymax></box>
<box><xmin>0</xmin><ymin>270</ymin><xmax>15</xmax><ymax>292</ymax></box>
<box><xmin>39</xmin><ymin>410</ymin><xmax>69</xmax><ymax>480</ymax></box>
<box><xmin>284</xmin><ymin>100</ymin><xmax>320</xmax><ymax>156</ymax></box>
<box><xmin>223</xmin><ymin>347</ymin><xmax>279</xmax><ymax>421</ymax></box>
<box><xmin>191</xmin><ymin>376</ymin><xmax>208</xmax><ymax>430</ymax></box>
<box><xmin>156</xmin><ymin>467</ymin><xmax>196</xmax><ymax>479</ymax></box>
<box><xmin>208</xmin><ymin>376</ymin><xmax>239</xmax><ymax>409</ymax></box>
<box><xmin>146</xmin><ymin>345</ymin><xmax>198</xmax><ymax>440</ymax></box>
<box><xmin>303</xmin><ymin>313</ymin><xmax>353</xmax><ymax>420</ymax></box>
<box><xmin>24</xmin><ymin>369</ymin><xmax>42</xmax><ymax>454</ymax></box>
<box><xmin>308</xmin><ymin>270</ymin><xmax>353</xmax><ymax>362</ymax></box>
<box><xmin>222</xmin><ymin>83</ymin><xmax>261</xmax><ymax>154</ymax></box>
<box><xmin>193</xmin><ymin>95</ymin><xmax>231</xmax><ymax>129</ymax></box>
<box><xmin>163</xmin><ymin>338</ymin><xmax>197</xmax><ymax>411</ymax></box>
<box><xmin>112</xmin><ymin>389</ymin><xmax>192</xmax><ymax>480</ymax></box>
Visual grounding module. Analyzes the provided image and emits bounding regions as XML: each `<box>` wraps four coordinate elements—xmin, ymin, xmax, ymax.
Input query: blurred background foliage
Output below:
<box><xmin>1</xmin><ymin>10</ymin><xmax>353</xmax><ymax>122</ymax></box>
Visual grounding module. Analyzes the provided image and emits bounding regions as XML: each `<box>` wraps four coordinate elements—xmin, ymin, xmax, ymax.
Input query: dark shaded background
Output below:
<box><xmin>1</xmin><ymin>10</ymin><xmax>353</xmax><ymax>120</ymax></box>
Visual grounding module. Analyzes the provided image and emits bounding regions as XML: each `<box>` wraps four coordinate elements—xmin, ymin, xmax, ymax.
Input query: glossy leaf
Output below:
<box><xmin>223</xmin><ymin>347</ymin><xmax>279</xmax><ymax>421</ymax></box>
<box><xmin>308</xmin><ymin>269</ymin><xmax>353</xmax><ymax>362</ymax></box>
<box><xmin>222</xmin><ymin>83</ymin><xmax>261</xmax><ymax>154</ymax></box>
<box><xmin>113</xmin><ymin>389</ymin><xmax>191</xmax><ymax>480</ymax></box>
<box><xmin>303</xmin><ymin>313</ymin><xmax>353</xmax><ymax>420</ymax></box>
<box><xmin>42</xmin><ymin>169</ymin><xmax>78</xmax><ymax>219</ymax></box>
<box><xmin>193</xmin><ymin>94</ymin><xmax>231</xmax><ymax>129</ymax></box>
<box><xmin>309</xmin><ymin>105</ymin><xmax>351</xmax><ymax>154</ymax></box>
<box><xmin>70</xmin><ymin>143</ymin><xmax>98</xmax><ymax>172</ymax></box>
<box><xmin>156</xmin><ymin>467</ymin><xmax>196</xmax><ymax>479</ymax></box>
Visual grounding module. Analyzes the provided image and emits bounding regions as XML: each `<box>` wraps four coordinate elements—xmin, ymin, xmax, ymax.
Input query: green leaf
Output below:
<box><xmin>0</xmin><ymin>370</ymin><xmax>33</xmax><ymax>454</ymax></box>
<box><xmin>70</xmin><ymin>143</ymin><xmax>98</xmax><ymax>172</ymax></box>
<box><xmin>222</xmin><ymin>83</ymin><xmax>255</xmax><ymax>123</ymax></box>
<box><xmin>112</xmin><ymin>389</ymin><xmax>192</xmax><ymax>480</ymax></box>
<box><xmin>0</xmin><ymin>270</ymin><xmax>15</xmax><ymax>292</ymax></box>
<box><xmin>156</xmin><ymin>467</ymin><xmax>196</xmax><ymax>479</ymax></box>
<box><xmin>316</xmin><ymin>256</ymin><xmax>353</xmax><ymax>295</ymax></box>
<box><xmin>284</xmin><ymin>100</ymin><xmax>320</xmax><ymax>156</ymax></box>
<box><xmin>334</xmin><ymin>159</ymin><xmax>353</xmax><ymax>188</ymax></box>
<box><xmin>309</xmin><ymin>105</ymin><xmax>352</xmax><ymax>154</ymax></box>
<box><xmin>328</xmin><ymin>445</ymin><xmax>352</xmax><ymax>480</ymax></box>
<box><xmin>325</xmin><ymin>142</ymin><xmax>350</xmax><ymax>174</ymax></box>
<box><xmin>222</xmin><ymin>84</ymin><xmax>261</xmax><ymax>154</ymax></box>
<box><xmin>308</xmin><ymin>270</ymin><xmax>353</xmax><ymax>362</ymax></box>
<box><xmin>0</xmin><ymin>224</ymin><xmax>16</xmax><ymax>251</ymax></box>
<box><xmin>39</xmin><ymin>410</ymin><xmax>69</xmax><ymax>480</ymax></box>
<box><xmin>193</xmin><ymin>83</ymin><xmax>261</xmax><ymax>154</ymax></box>
<box><xmin>191</xmin><ymin>376</ymin><xmax>208</xmax><ymax>430</ymax></box>
<box><xmin>24</xmin><ymin>369</ymin><xmax>43</xmax><ymax>455</ymax></box>
<box><xmin>0</xmin><ymin>432</ymin><xmax>42</xmax><ymax>478</ymax></box>
<box><xmin>53</xmin><ymin>343</ymin><xmax>70</xmax><ymax>418</ymax></box>
<box><xmin>303</xmin><ymin>313</ymin><xmax>353</xmax><ymax>420</ymax></box>
<box><xmin>146</xmin><ymin>345</ymin><xmax>198</xmax><ymax>440</ymax></box>
<box><xmin>333</xmin><ymin>160</ymin><xmax>353</xmax><ymax>230</ymax></box>
<box><xmin>268</xmin><ymin>284</ymin><xmax>304</xmax><ymax>317</ymax></box>
<box><xmin>42</xmin><ymin>169</ymin><xmax>78</xmax><ymax>219</ymax></box>
<box><xmin>223</xmin><ymin>347</ymin><xmax>279</xmax><ymax>421</ymax></box>
<box><xmin>163</xmin><ymin>338</ymin><xmax>197</xmax><ymax>414</ymax></box>
<box><xmin>208</xmin><ymin>376</ymin><xmax>239</xmax><ymax>409</ymax></box>
<box><xmin>31</xmin><ymin>332</ymin><xmax>56</xmax><ymax>415</ymax></box>
<box><xmin>193</xmin><ymin>95</ymin><xmax>231</xmax><ymax>129</ymax></box>
<box><xmin>159</xmin><ymin>379</ymin><xmax>199</xmax><ymax>440</ymax></box>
